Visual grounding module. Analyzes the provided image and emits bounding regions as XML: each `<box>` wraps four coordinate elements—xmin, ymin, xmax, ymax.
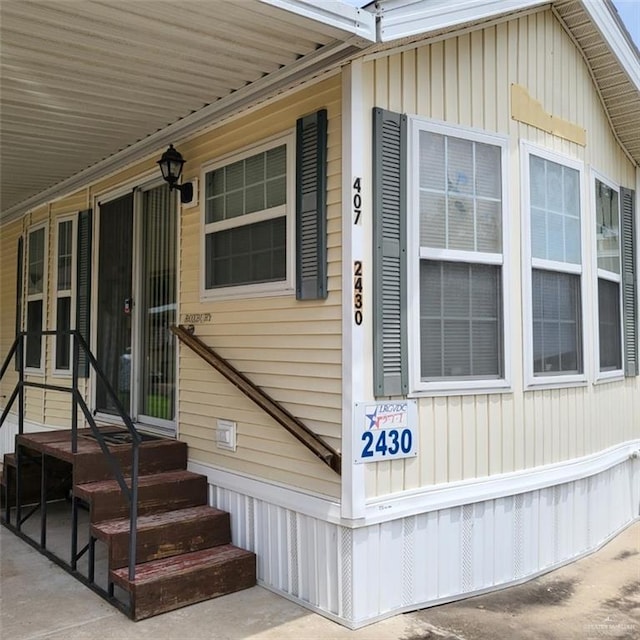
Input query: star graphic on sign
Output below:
<box><xmin>365</xmin><ymin>406</ymin><xmax>378</xmax><ymax>430</ymax></box>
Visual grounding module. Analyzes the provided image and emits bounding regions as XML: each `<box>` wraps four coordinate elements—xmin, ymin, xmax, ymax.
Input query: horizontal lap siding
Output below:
<box><xmin>363</xmin><ymin>12</ymin><xmax>638</xmax><ymax>498</ymax></box>
<box><xmin>0</xmin><ymin>219</ymin><xmax>23</xmax><ymax>413</ymax></box>
<box><xmin>178</xmin><ymin>77</ymin><xmax>342</xmax><ymax>499</ymax></box>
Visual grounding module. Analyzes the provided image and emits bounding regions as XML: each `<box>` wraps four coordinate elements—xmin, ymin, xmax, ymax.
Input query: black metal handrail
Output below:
<box><xmin>0</xmin><ymin>330</ymin><xmax>141</xmax><ymax>584</ymax></box>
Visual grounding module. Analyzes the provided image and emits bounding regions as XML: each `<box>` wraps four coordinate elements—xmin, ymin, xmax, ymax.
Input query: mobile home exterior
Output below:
<box><xmin>1</xmin><ymin>0</ymin><xmax>639</xmax><ymax>628</ymax></box>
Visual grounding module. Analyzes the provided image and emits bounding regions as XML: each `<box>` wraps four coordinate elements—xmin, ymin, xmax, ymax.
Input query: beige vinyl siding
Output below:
<box><xmin>0</xmin><ymin>192</ymin><xmax>92</xmax><ymax>429</ymax></box>
<box><xmin>363</xmin><ymin>10</ymin><xmax>638</xmax><ymax>498</ymax></box>
<box><xmin>0</xmin><ymin>219</ymin><xmax>23</xmax><ymax>415</ymax></box>
<box><xmin>177</xmin><ymin>77</ymin><xmax>342</xmax><ymax>498</ymax></box>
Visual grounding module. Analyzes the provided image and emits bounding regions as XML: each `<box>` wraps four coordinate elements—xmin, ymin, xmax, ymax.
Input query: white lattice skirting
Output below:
<box><xmin>196</xmin><ymin>455</ymin><xmax>640</xmax><ymax>629</ymax></box>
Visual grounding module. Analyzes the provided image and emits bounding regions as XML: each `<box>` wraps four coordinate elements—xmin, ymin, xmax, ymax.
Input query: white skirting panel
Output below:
<box><xmin>200</xmin><ymin>455</ymin><xmax>639</xmax><ymax>629</ymax></box>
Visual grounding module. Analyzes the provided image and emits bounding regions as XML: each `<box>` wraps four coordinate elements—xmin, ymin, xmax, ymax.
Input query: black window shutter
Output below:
<box><xmin>76</xmin><ymin>209</ymin><xmax>92</xmax><ymax>378</ymax></box>
<box><xmin>621</xmin><ymin>187</ymin><xmax>638</xmax><ymax>377</ymax></box>
<box><xmin>296</xmin><ymin>109</ymin><xmax>328</xmax><ymax>300</ymax></box>
<box><xmin>15</xmin><ymin>236</ymin><xmax>23</xmax><ymax>370</ymax></box>
<box><xmin>373</xmin><ymin>108</ymin><xmax>408</xmax><ymax>397</ymax></box>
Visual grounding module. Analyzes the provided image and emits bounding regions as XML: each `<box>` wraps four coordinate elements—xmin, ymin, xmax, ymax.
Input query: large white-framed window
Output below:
<box><xmin>408</xmin><ymin>118</ymin><xmax>510</xmax><ymax>394</ymax></box>
<box><xmin>25</xmin><ymin>223</ymin><xmax>48</xmax><ymax>373</ymax></box>
<box><xmin>53</xmin><ymin>216</ymin><xmax>77</xmax><ymax>374</ymax></box>
<box><xmin>593</xmin><ymin>173</ymin><xmax>623</xmax><ymax>378</ymax></box>
<box><xmin>201</xmin><ymin>133</ymin><xmax>295</xmax><ymax>300</ymax></box>
<box><xmin>522</xmin><ymin>143</ymin><xmax>587</xmax><ymax>387</ymax></box>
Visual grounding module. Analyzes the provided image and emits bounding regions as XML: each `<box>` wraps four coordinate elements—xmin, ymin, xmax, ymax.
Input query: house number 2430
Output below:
<box><xmin>354</xmin><ymin>261</ymin><xmax>363</xmax><ymax>326</ymax></box>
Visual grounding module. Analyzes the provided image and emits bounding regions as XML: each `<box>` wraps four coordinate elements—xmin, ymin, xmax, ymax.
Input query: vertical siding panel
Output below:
<box><xmin>388</xmin><ymin>53</ymin><xmax>403</xmax><ymax>113</ymax></box>
<box><xmin>501</xmin><ymin>395</ymin><xmax>514</xmax><ymax>473</ymax></box>
<box><xmin>430</xmin><ymin>41</ymin><xmax>445</xmax><ymax>120</ymax></box>
<box><xmin>416</xmin><ymin>45</ymin><xmax>430</xmax><ymax>116</ymax></box>
<box><xmin>375</xmin><ymin>57</ymin><xmax>389</xmax><ymax>109</ymax></box>
<box><xmin>457</xmin><ymin>34</ymin><xmax>472</xmax><ymax>127</ymax></box>
<box><xmin>488</xmin><ymin>395</ymin><xmax>502</xmax><ymax>475</ymax></box>
<box><xmin>482</xmin><ymin>26</ymin><xmax>497</xmax><ymax>132</ymax></box>
<box><xmin>461</xmin><ymin>395</ymin><xmax>476</xmax><ymax>479</ymax></box>
<box><xmin>421</xmin><ymin>398</ymin><xmax>437</xmax><ymax>486</ymax></box>
<box><xmin>542</xmin><ymin>391</ymin><xmax>554</xmax><ymax>464</ymax></box>
<box><xmin>475</xmin><ymin>395</ymin><xmax>489</xmax><ymax>478</ymax></box>
<box><xmin>444</xmin><ymin>38</ymin><xmax>458</xmax><ymax>121</ymax></box>
<box><xmin>448</xmin><ymin>397</ymin><xmax>463</xmax><ymax>482</ymax></box>
<box><xmin>434</xmin><ymin>397</ymin><xmax>448</xmax><ymax>483</ymax></box>
<box><xmin>402</xmin><ymin>49</ymin><xmax>417</xmax><ymax>114</ymax></box>
<box><xmin>495</xmin><ymin>22</ymin><xmax>509</xmax><ymax>133</ymax></box>
<box><xmin>470</xmin><ymin>30</ymin><xmax>484</xmax><ymax>129</ymax></box>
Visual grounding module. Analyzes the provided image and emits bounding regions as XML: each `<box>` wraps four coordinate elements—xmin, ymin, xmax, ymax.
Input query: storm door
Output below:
<box><xmin>136</xmin><ymin>185</ymin><xmax>177</xmax><ymax>429</ymax></box>
<box><xmin>95</xmin><ymin>193</ymin><xmax>134</xmax><ymax>415</ymax></box>
<box><xmin>95</xmin><ymin>185</ymin><xmax>177</xmax><ymax>432</ymax></box>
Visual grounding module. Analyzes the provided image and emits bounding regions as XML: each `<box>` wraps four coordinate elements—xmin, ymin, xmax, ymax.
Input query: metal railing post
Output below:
<box><xmin>71</xmin><ymin>331</ymin><xmax>79</xmax><ymax>454</ymax></box>
<box><xmin>15</xmin><ymin>334</ymin><xmax>25</xmax><ymax>531</ymax></box>
<box><xmin>128</xmin><ymin>442</ymin><xmax>139</xmax><ymax>582</ymax></box>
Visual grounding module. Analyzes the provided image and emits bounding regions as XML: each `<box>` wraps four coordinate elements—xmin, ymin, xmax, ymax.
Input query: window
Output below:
<box><xmin>410</xmin><ymin>121</ymin><xmax>508</xmax><ymax>391</ymax></box>
<box><xmin>524</xmin><ymin>145</ymin><xmax>585</xmax><ymax>384</ymax></box>
<box><xmin>26</xmin><ymin>225</ymin><xmax>47</xmax><ymax>370</ymax></box>
<box><xmin>594</xmin><ymin>178</ymin><xmax>622</xmax><ymax>374</ymax></box>
<box><xmin>54</xmin><ymin>217</ymin><xmax>76</xmax><ymax>372</ymax></box>
<box><xmin>202</xmin><ymin>136</ymin><xmax>294</xmax><ymax>297</ymax></box>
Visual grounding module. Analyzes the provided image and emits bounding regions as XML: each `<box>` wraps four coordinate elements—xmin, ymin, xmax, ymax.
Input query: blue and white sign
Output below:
<box><xmin>354</xmin><ymin>400</ymin><xmax>418</xmax><ymax>464</ymax></box>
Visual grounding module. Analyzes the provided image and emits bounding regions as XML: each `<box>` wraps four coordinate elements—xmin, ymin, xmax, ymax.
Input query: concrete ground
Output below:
<box><xmin>1</xmin><ymin>521</ymin><xmax>638</xmax><ymax>640</ymax></box>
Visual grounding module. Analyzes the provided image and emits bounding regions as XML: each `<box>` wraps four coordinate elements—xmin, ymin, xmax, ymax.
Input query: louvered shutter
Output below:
<box><xmin>15</xmin><ymin>236</ymin><xmax>23</xmax><ymax>370</ymax></box>
<box><xmin>373</xmin><ymin>108</ymin><xmax>408</xmax><ymax>397</ymax></box>
<box><xmin>76</xmin><ymin>209</ymin><xmax>92</xmax><ymax>377</ymax></box>
<box><xmin>621</xmin><ymin>187</ymin><xmax>638</xmax><ymax>377</ymax></box>
<box><xmin>296</xmin><ymin>109</ymin><xmax>328</xmax><ymax>300</ymax></box>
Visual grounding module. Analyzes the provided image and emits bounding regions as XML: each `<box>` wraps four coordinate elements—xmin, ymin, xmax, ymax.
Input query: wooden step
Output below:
<box><xmin>73</xmin><ymin>439</ymin><xmax>188</xmax><ymax>484</ymax></box>
<box><xmin>91</xmin><ymin>505</ymin><xmax>231</xmax><ymax>569</ymax></box>
<box><xmin>110</xmin><ymin>545</ymin><xmax>256</xmax><ymax>620</ymax></box>
<box><xmin>74</xmin><ymin>470</ymin><xmax>207</xmax><ymax>522</ymax></box>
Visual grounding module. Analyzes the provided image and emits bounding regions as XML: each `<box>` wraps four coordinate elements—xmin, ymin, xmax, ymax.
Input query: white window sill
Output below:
<box><xmin>200</xmin><ymin>283</ymin><xmax>294</xmax><ymax>303</ymax></box>
<box><xmin>525</xmin><ymin>376</ymin><xmax>588</xmax><ymax>391</ymax></box>
<box><xmin>24</xmin><ymin>369</ymin><xmax>45</xmax><ymax>377</ymax></box>
<box><xmin>408</xmin><ymin>381</ymin><xmax>512</xmax><ymax>397</ymax></box>
<box><xmin>593</xmin><ymin>371</ymin><xmax>625</xmax><ymax>385</ymax></box>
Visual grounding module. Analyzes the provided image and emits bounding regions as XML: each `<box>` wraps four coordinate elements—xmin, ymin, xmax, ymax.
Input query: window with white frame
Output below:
<box><xmin>202</xmin><ymin>136</ymin><xmax>293</xmax><ymax>295</ymax></box>
<box><xmin>26</xmin><ymin>225</ymin><xmax>47</xmax><ymax>370</ymax></box>
<box><xmin>54</xmin><ymin>217</ymin><xmax>76</xmax><ymax>372</ymax></box>
<box><xmin>412</xmin><ymin>122</ymin><xmax>507</xmax><ymax>387</ymax></box>
<box><xmin>526</xmin><ymin>149</ymin><xmax>584</xmax><ymax>379</ymax></box>
<box><xmin>594</xmin><ymin>178</ymin><xmax>622</xmax><ymax>373</ymax></box>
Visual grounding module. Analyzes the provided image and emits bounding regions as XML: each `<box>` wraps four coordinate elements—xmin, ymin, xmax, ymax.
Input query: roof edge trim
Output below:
<box><xmin>377</xmin><ymin>0</ymin><xmax>549</xmax><ymax>42</ymax></box>
<box><xmin>582</xmin><ymin>0</ymin><xmax>640</xmax><ymax>93</ymax></box>
<box><xmin>259</xmin><ymin>0</ymin><xmax>377</xmax><ymax>43</ymax></box>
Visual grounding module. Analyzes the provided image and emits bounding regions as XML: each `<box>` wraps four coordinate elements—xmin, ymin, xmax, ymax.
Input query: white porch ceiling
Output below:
<box><xmin>0</xmin><ymin>0</ymin><xmax>373</xmax><ymax>218</ymax></box>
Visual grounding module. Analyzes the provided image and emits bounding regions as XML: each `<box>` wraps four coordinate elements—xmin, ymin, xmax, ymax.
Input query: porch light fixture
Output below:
<box><xmin>157</xmin><ymin>144</ymin><xmax>193</xmax><ymax>204</ymax></box>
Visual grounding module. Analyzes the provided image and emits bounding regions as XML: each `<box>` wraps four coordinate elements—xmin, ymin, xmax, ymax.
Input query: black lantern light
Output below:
<box><xmin>158</xmin><ymin>144</ymin><xmax>193</xmax><ymax>203</ymax></box>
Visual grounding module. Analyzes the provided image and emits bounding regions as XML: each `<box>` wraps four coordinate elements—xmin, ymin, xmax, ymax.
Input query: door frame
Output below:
<box><xmin>90</xmin><ymin>174</ymin><xmax>179</xmax><ymax>436</ymax></box>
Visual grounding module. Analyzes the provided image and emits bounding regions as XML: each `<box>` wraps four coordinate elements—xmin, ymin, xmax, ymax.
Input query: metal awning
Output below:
<box><xmin>0</xmin><ymin>0</ymin><xmax>374</xmax><ymax>219</ymax></box>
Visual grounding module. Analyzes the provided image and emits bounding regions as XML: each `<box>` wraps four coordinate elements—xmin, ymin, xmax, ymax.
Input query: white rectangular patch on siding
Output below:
<box><xmin>354</xmin><ymin>400</ymin><xmax>418</xmax><ymax>463</ymax></box>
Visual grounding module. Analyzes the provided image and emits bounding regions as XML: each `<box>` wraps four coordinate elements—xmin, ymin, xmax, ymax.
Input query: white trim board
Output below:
<box><xmin>365</xmin><ymin>439</ymin><xmax>640</xmax><ymax>524</ymax></box>
<box><xmin>190</xmin><ymin>439</ymin><xmax>640</xmax><ymax>528</ymax></box>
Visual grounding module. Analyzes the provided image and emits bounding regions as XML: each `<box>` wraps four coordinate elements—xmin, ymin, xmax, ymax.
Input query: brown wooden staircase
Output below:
<box><xmin>1</xmin><ymin>427</ymin><xmax>256</xmax><ymax>620</ymax></box>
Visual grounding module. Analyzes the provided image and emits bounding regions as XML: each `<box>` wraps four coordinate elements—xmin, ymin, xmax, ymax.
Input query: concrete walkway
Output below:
<box><xmin>1</xmin><ymin>522</ymin><xmax>638</xmax><ymax>640</ymax></box>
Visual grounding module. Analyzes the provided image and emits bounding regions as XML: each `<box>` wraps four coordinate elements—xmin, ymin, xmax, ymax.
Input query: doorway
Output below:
<box><xmin>95</xmin><ymin>184</ymin><xmax>177</xmax><ymax>434</ymax></box>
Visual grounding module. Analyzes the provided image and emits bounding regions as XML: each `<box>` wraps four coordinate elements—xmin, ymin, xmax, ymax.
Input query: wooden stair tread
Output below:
<box><xmin>111</xmin><ymin>544</ymin><xmax>254</xmax><ymax>585</ymax></box>
<box><xmin>75</xmin><ymin>469</ymin><xmax>199</xmax><ymax>495</ymax></box>
<box><xmin>92</xmin><ymin>505</ymin><xmax>226</xmax><ymax>536</ymax></box>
